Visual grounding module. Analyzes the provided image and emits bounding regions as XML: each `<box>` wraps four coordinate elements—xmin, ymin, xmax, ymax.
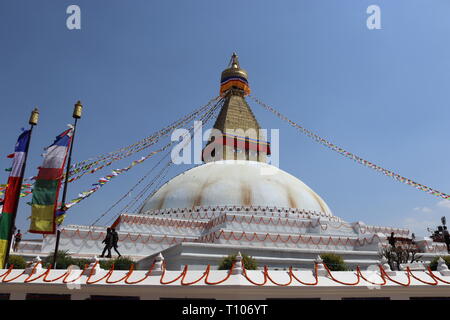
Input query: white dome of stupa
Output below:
<box><xmin>139</xmin><ymin>160</ymin><xmax>333</xmax><ymax>217</ymax></box>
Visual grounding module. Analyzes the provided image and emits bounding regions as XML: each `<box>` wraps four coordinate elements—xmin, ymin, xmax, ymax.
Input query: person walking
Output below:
<box><xmin>111</xmin><ymin>228</ymin><xmax>121</xmax><ymax>257</ymax></box>
<box><xmin>13</xmin><ymin>229</ymin><xmax>22</xmax><ymax>252</ymax></box>
<box><xmin>100</xmin><ymin>228</ymin><xmax>113</xmax><ymax>258</ymax></box>
<box><xmin>388</xmin><ymin>232</ymin><xmax>396</xmax><ymax>248</ymax></box>
<box><xmin>443</xmin><ymin>226</ymin><xmax>450</xmax><ymax>253</ymax></box>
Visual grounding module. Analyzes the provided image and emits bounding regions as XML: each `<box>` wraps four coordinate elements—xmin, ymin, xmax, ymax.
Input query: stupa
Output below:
<box><xmin>20</xmin><ymin>54</ymin><xmax>447</xmax><ymax>269</ymax></box>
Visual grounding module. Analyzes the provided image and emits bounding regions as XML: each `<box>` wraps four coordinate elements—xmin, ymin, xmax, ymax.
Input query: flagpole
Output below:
<box><xmin>2</xmin><ymin>108</ymin><xmax>39</xmax><ymax>268</ymax></box>
<box><xmin>51</xmin><ymin>101</ymin><xmax>82</xmax><ymax>269</ymax></box>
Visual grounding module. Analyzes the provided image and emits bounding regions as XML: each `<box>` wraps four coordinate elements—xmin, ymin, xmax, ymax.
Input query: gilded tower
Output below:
<box><xmin>203</xmin><ymin>53</ymin><xmax>271</xmax><ymax>162</ymax></box>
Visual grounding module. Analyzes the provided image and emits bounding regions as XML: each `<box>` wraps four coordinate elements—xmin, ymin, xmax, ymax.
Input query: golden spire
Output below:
<box><xmin>203</xmin><ymin>53</ymin><xmax>269</xmax><ymax>163</ymax></box>
<box><xmin>229</xmin><ymin>52</ymin><xmax>240</xmax><ymax>68</ymax></box>
<box><xmin>220</xmin><ymin>53</ymin><xmax>250</xmax><ymax>96</ymax></box>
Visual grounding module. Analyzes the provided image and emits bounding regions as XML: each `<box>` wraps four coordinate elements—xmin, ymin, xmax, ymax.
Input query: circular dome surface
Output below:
<box><xmin>139</xmin><ymin>161</ymin><xmax>333</xmax><ymax>217</ymax></box>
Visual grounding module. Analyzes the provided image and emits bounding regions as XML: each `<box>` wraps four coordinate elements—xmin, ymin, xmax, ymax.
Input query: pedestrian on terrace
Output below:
<box><xmin>111</xmin><ymin>228</ymin><xmax>121</xmax><ymax>258</ymax></box>
<box><xmin>100</xmin><ymin>228</ymin><xmax>113</xmax><ymax>258</ymax></box>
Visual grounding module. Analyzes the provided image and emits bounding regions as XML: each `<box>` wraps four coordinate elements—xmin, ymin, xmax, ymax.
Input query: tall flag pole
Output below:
<box><xmin>0</xmin><ymin>108</ymin><xmax>39</xmax><ymax>269</ymax></box>
<box><xmin>51</xmin><ymin>101</ymin><xmax>83</xmax><ymax>268</ymax></box>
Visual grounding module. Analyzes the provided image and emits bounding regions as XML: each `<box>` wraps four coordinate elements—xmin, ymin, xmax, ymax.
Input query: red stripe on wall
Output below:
<box><xmin>222</xmin><ymin>136</ymin><xmax>271</xmax><ymax>154</ymax></box>
<box><xmin>111</xmin><ymin>216</ymin><xmax>122</xmax><ymax>229</ymax></box>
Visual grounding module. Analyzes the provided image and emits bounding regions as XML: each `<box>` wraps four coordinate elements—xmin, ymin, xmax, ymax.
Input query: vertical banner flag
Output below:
<box><xmin>29</xmin><ymin>127</ymin><xmax>73</xmax><ymax>234</ymax></box>
<box><xmin>0</xmin><ymin>130</ymin><xmax>31</xmax><ymax>268</ymax></box>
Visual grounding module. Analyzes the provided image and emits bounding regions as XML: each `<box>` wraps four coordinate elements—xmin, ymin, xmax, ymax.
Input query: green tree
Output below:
<box><xmin>7</xmin><ymin>255</ymin><xmax>27</xmax><ymax>269</ymax></box>
<box><xmin>320</xmin><ymin>253</ymin><xmax>349</xmax><ymax>271</ymax></box>
<box><xmin>218</xmin><ymin>253</ymin><xmax>258</xmax><ymax>270</ymax></box>
<box><xmin>72</xmin><ymin>258</ymin><xmax>92</xmax><ymax>269</ymax></box>
<box><xmin>379</xmin><ymin>244</ymin><xmax>422</xmax><ymax>271</ymax></box>
<box><xmin>100</xmin><ymin>256</ymin><xmax>135</xmax><ymax>270</ymax></box>
<box><xmin>429</xmin><ymin>256</ymin><xmax>450</xmax><ymax>271</ymax></box>
<box><xmin>43</xmin><ymin>250</ymin><xmax>76</xmax><ymax>269</ymax></box>
<box><xmin>43</xmin><ymin>250</ymin><xmax>90</xmax><ymax>269</ymax></box>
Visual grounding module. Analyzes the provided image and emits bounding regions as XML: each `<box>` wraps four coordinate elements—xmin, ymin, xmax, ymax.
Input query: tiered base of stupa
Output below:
<box><xmin>22</xmin><ymin>205</ymin><xmax>447</xmax><ymax>269</ymax></box>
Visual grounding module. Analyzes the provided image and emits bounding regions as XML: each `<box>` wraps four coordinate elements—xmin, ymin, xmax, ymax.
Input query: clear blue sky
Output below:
<box><xmin>1</xmin><ymin>0</ymin><xmax>450</xmax><ymax>237</ymax></box>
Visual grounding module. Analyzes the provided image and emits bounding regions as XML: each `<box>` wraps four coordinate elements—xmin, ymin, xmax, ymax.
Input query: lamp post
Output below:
<box><xmin>29</xmin><ymin>108</ymin><xmax>40</xmax><ymax>126</ymax></box>
<box><xmin>51</xmin><ymin>101</ymin><xmax>82</xmax><ymax>268</ymax></box>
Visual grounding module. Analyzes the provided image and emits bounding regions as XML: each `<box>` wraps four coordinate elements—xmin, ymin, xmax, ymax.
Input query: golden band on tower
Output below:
<box><xmin>220</xmin><ymin>52</ymin><xmax>251</xmax><ymax>96</ymax></box>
